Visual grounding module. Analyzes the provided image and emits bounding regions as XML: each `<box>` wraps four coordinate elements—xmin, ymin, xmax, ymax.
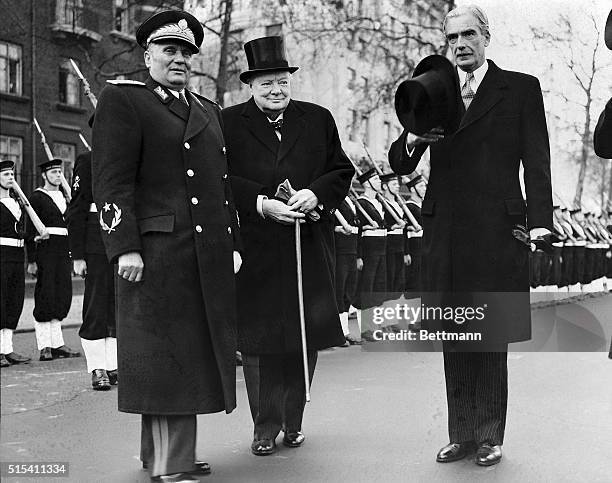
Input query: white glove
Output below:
<box><xmin>233</xmin><ymin>251</ymin><xmax>242</xmax><ymax>274</ymax></box>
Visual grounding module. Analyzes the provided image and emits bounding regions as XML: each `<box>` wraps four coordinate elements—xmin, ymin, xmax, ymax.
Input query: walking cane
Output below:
<box><xmin>295</xmin><ymin>219</ymin><xmax>311</xmax><ymax>402</ymax></box>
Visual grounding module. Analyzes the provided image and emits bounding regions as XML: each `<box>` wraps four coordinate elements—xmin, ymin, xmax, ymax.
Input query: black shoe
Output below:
<box><xmin>143</xmin><ymin>461</ymin><xmax>210</xmax><ymax>475</ymax></box>
<box><xmin>107</xmin><ymin>369</ymin><xmax>118</xmax><ymax>385</ymax></box>
<box><xmin>0</xmin><ymin>354</ymin><xmax>10</xmax><ymax>367</ymax></box>
<box><xmin>39</xmin><ymin>347</ymin><xmax>53</xmax><ymax>361</ymax></box>
<box><xmin>5</xmin><ymin>352</ymin><xmax>31</xmax><ymax>364</ymax></box>
<box><xmin>92</xmin><ymin>369</ymin><xmax>111</xmax><ymax>391</ymax></box>
<box><xmin>436</xmin><ymin>442</ymin><xmax>476</xmax><ymax>463</ymax></box>
<box><xmin>150</xmin><ymin>473</ymin><xmax>200</xmax><ymax>482</ymax></box>
<box><xmin>251</xmin><ymin>438</ymin><xmax>276</xmax><ymax>456</ymax></box>
<box><xmin>51</xmin><ymin>345</ymin><xmax>81</xmax><ymax>358</ymax></box>
<box><xmin>475</xmin><ymin>443</ymin><xmax>502</xmax><ymax>466</ymax></box>
<box><xmin>283</xmin><ymin>431</ymin><xmax>305</xmax><ymax>447</ymax></box>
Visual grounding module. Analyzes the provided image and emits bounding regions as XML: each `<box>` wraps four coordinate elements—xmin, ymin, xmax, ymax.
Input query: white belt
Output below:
<box><xmin>47</xmin><ymin>227</ymin><xmax>68</xmax><ymax>236</ymax></box>
<box><xmin>572</xmin><ymin>241</ymin><xmax>587</xmax><ymax>246</ymax></box>
<box><xmin>0</xmin><ymin>237</ymin><xmax>24</xmax><ymax>247</ymax></box>
<box><xmin>89</xmin><ymin>203</ymin><xmax>97</xmax><ymax>213</ymax></box>
<box><xmin>362</xmin><ymin>229</ymin><xmax>387</xmax><ymax>237</ymax></box>
<box><xmin>388</xmin><ymin>228</ymin><xmax>404</xmax><ymax>235</ymax></box>
<box><xmin>552</xmin><ymin>242</ymin><xmax>563</xmax><ymax>248</ymax></box>
<box><xmin>407</xmin><ymin>231</ymin><xmax>423</xmax><ymax>238</ymax></box>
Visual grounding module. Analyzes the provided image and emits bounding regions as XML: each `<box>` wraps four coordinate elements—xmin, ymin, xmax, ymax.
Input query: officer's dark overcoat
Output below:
<box><xmin>222</xmin><ymin>98</ymin><xmax>354</xmax><ymax>354</ymax></box>
<box><xmin>389</xmin><ymin>61</ymin><xmax>553</xmax><ymax>343</ymax></box>
<box><xmin>92</xmin><ymin>77</ymin><xmax>240</xmax><ymax>415</ymax></box>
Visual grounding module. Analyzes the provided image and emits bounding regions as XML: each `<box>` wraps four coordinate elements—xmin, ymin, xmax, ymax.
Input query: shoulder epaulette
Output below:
<box><xmin>106</xmin><ymin>79</ymin><xmax>146</xmax><ymax>86</ymax></box>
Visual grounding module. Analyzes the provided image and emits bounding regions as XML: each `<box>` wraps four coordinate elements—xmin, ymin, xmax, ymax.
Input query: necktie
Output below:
<box><xmin>461</xmin><ymin>72</ymin><xmax>475</xmax><ymax>110</ymax></box>
<box><xmin>269</xmin><ymin>118</ymin><xmax>283</xmax><ymax>131</ymax></box>
<box><xmin>179</xmin><ymin>91</ymin><xmax>189</xmax><ymax>107</ymax></box>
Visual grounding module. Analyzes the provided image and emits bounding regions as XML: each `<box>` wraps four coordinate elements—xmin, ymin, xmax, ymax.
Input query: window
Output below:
<box><xmin>226</xmin><ymin>29</ymin><xmax>244</xmax><ymax>93</ymax></box>
<box><xmin>52</xmin><ymin>142</ymin><xmax>76</xmax><ymax>183</ymax></box>
<box><xmin>114</xmin><ymin>0</ymin><xmax>133</xmax><ymax>33</ymax></box>
<box><xmin>59</xmin><ymin>59</ymin><xmax>81</xmax><ymax>106</ymax></box>
<box><xmin>266</xmin><ymin>23</ymin><xmax>283</xmax><ymax>37</ymax></box>
<box><xmin>383</xmin><ymin>121</ymin><xmax>391</xmax><ymax>149</ymax></box>
<box><xmin>361</xmin><ymin>76</ymin><xmax>368</xmax><ymax>92</ymax></box>
<box><xmin>347</xmin><ymin>67</ymin><xmax>356</xmax><ymax>89</ymax></box>
<box><xmin>349</xmin><ymin>109</ymin><xmax>358</xmax><ymax>141</ymax></box>
<box><xmin>360</xmin><ymin>114</ymin><xmax>369</xmax><ymax>145</ymax></box>
<box><xmin>0</xmin><ymin>136</ymin><xmax>23</xmax><ymax>184</ymax></box>
<box><xmin>0</xmin><ymin>42</ymin><xmax>22</xmax><ymax>95</ymax></box>
<box><xmin>56</xmin><ymin>0</ymin><xmax>84</xmax><ymax>26</ymax></box>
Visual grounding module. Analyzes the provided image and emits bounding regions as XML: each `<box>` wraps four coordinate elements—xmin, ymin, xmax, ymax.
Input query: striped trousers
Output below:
<box><xmin>443</xmin><ymin>348</ymin><xmax>508</xmax><ymax>446</ymax></box>
<box><xmin>140</xmin><ymin>415</ymin><xmax>197</xmax><ymax>477</ymax></box>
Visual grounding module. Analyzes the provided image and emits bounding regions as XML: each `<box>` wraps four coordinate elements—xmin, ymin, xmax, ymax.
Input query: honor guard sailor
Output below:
<box><xmin>92</xmin><ymin>9</ymin><xmax>241</xmax><ymax>482</ymax></box>
<box><xmin>0</xmin><ymin>160</ymin><xmax>31</xmax><ymax>367</ymax></box>
<box><xmin>26</xmin><ymin>159</ymin><xmax>80</xmax><ymax>361</ymax></box>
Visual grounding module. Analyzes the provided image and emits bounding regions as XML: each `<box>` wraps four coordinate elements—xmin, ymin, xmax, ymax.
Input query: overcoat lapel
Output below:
<box><xmin>241</xmin><ymin>98</ymin><xmax>280</xmax><ymax>155</ymax></box>
<box><xmin>456</xmin><ymin>60</ymin><xmax>508</xmax><ymax>135</ymax></box>
<box><xmin>145</xmin><ymin>76</ymin><xmax>189</xmax><ymax>123</ymax></box>
<box><xmin>184</xmin><ymin>91</ymin><xmax>210</xmax><ymax>142</ymax></box>
<box><xmin>277</xmin><ymin>100</ymin><xmax>306</xmax><ymax>162</ymax></box>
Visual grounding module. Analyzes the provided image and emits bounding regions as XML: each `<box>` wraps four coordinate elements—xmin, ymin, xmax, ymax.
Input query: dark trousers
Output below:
<box><xmin>242</xmin><ymin>351</ymin><xmax>317</xmax><ymax>440</ymax></box>
<box><xmin>140</xmin><ymin>414</ymin><xmax>196</xmax><ymax>477</ymax></box>
<box><xmin>335</xmin><ymin>253</ymin><xmax>358</xmax><ymax>313</ymax></box>
<box><xmin>1</xmin><ymin>261</ymin><xmax>24</xmax><ymax>330</ymax></box>
<box><xmin>78</xmin><ymin>254</ymin><xmax>116</xmax><ymax>340</ymax></box>
<box><xmin>33</xmin><ymin>252</ymin><xmax>72</xmax><ymax>322</ymax></box>
<box><xmin>386</xmin><ymin>250</ymin><xmax>405</xmax><ymax>293</ymax></box>
<box><xmin>443</xmin><ymin>348</ymin><xmax>508</xmax><ymax>446</ymax></box>
<box><xmin>355</xmin><ymin>237</ymin><xmax>387</xmax><ymax>309</ymax></box>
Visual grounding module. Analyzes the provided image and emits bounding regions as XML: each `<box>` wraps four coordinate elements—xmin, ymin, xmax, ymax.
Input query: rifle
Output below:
<box><xmin>33</xmin><ymin>118</ymin><xmax>72</xmax><ymax>202</ymax></box>
<box><xmin>334</xmin><ymin>205</ymin><xmax>355</xmax><ymax>233</ymax></box>
<box><xmin>348</xmin><ymin>188</ymin><xmax>378</xmax><ymax>228</ymax></box>
<box><xmin>78</xmin><ymin>133</ymin><xmax>92</xmax><ymax>151</ymax></box>
<box><xmin>69</xmin><ymin>59</ymin><xmax>97</xmax><ymax>108</ymax></box>
<box><xmin>9</xmin><ymin>180</ymin><xmax>49</xmax><ymax>238</ymax></box>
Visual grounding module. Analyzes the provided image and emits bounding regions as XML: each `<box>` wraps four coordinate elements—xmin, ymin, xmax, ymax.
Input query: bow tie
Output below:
<box><xmin>269</xmin><ymin>118</ymin><xmax>283</xmax><ymax>131</ymax></box>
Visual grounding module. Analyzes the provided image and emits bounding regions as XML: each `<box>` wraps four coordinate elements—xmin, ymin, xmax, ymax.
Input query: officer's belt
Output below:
<box><xmin>406</xmin><ymin>231</ymin><xmax>423</xmax><ymax>238</ymax></box>
<box><xmin>362</xmin><ymin>229</ymin><xmax>387</xmax><ymax>237</ymax></box>
<box><xmin>0</xmin><ymin>237</ymin><xmax>24</xmax><ymax>247</ymax></box>
<box><xmin>47</xmin><ymin>227</ymin><xmax>68</xmax><ymax>236</ymax></box>
<box><xmin>388</xmin><ymin>228</ymin><xmax>404</xmax><ymax>235</ymax></box>
<box><xmin>89</xmin><ymin>203</ymin><xmax>97</xmax><ymax>213</ymax></box>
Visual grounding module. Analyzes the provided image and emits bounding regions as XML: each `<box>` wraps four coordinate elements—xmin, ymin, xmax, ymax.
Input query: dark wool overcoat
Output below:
<box><xmin>222</xmin><ymin>98</ymin><xmax>354</xmax><ymax>354</ymax></box>
<box><xmin>389</xmin><ymin>61</ymin><xmax>553</xmax><ymax>344</ymax></box>
<box><xmin>92</xmin><ymin>77</ymin><xmax>240</xmax><ymax>415</ymax></box>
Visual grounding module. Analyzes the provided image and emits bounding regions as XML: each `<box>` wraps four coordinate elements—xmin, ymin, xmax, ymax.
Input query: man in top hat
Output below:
<box><xmin>389</xmin><ymin>4</ymin><xmax>552</xmax><ymax>466</ymax></box>
<box><xmin>92</xmin><ymin>9</ymin><xmax>241</xmax><ymax>482</ymax></box>
<box><xmin>594</xmin><ymin>9</ymin><xmax>612</xmax><ymax>158</ymax></box>
<box><xmin>222</xmin><ymin>35</ymin><xmax>353</xmax><ymax>456</ymax></box>
<box><xmin>66</xmin><ymin>149</ymin><xmax>117</xmax><ymax>390</ymax></box>
<box><xmin>0</xmin><ymin>160</ymin><xmax>31</xmax><ymax>367</ymax></box>
<box><xmin>26</xmin><ymin>159</ymin><xmax>80</xmax><ymax>362</ymax></box>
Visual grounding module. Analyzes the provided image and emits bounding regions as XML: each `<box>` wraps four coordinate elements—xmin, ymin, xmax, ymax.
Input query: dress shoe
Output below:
<box><xmin>150</xmin><ymin>473</ymin><xmax>200</xmax><ymax>482</ymax></box>
<box><xmin>0</xmin><ymin>354</ymin><xmax>10</xmax><ymax>368</ymax></box>
<box><xmin>345</xmin><ymin>334</ymin><xmax>362</xmax><ymax>345</ymax></box>
<box><xmin>143</xmin><ymin>461</ymin><xmax>210</xmax><ymax>475</ymax></box>
<box><xmin>283</xmin><ymin>431</ymin><xmax>305</xmax><ymax>447</ymax></box>
<box><xmin>251</xmin><ymin>438</ymin><xmax>276</xmax><ymax>456</ymax></box>
<box><xmin>436</xmin><ymin>442</ymin><xmax>476</xmax><ymax>463</ymax></box>
<box><xmin>107</xmin><ymin>369</ymin><xmax>118</xmax><ymax>385</ymax></box>
<box><xmin>39</xmin><ymin>347</ymin><xmax>53</xmax><ymax>361</ymax></box>
<box><xmin>476</xmin><ymin>443</ymin><xmax>502</xmax><ymax>466</ymax></box>
<box><xmin>51</xmin><ymin>345</ymin><xmax>81</xmax><ymax>358</ymax></box>
<box><xmin>5</xmin><ymin>352</ymin><xmax>31</xmax><ymax>364</ymax></box>
<box><xmin>92</xmin><ymin>369</ymin><xmax>111</xmax><ymax>391</ymax></box>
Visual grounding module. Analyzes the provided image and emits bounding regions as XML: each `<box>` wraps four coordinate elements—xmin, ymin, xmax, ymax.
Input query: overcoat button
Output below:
<box><xmin>187</xmin><ymin>169</ymin><xmax>194</xmax><ymax>177</ymax></box>
<box><xmin>224</xmin><ymin>200</ymin><xmax>229</xmax><ymax>206</ymax></box>
<box><xmin>223</xmin><ymin>173</ymin><xmax>228</xmax><ymax>179</ymax></box>
<box><xmin>195</xmin><ymin>225</ymin><xmax>202</xmax><ymax>233</ymax></box>
<box><xmin>227</xmin><ymin>227</ymin><xmax>232</xmax><ymax>234</ymax></box>
<box><xmin>191</xmin><ymin>197</ymin><xmax>198</xmax><ymax>205</ymax></box>
<box><xmin>184</xmin><ymin>142</ymin><xmax>190</xmax><ymax>150</ymax></box>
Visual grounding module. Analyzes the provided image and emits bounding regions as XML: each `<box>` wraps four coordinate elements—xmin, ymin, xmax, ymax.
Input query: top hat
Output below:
<box><xmin>380</xmin><ymin>172</ymin><xmax>400</xmax><ymax>183</ymax></box>
<box><xmin>39</xmin><ymin>159</ymin><xmax>63</xmax><ymax>173</ymax></box>
<box><xmin>240</xmin><ymin>36</ymin><xmax>299</xmax><ymax>84</ymax></box>
<box><xmin>136</xmin><ymin>10</ymin><xmax>203</xmax><ymax>54</ymax></box>
<box><xmin>0</xmin><ymin>159</ymin><xmax>15</xmax><ymax>172</ymax></box>
<box><xmin>605</xmin><ymin>9</ymin><xmax>612</xmax><ymax>50</ymax></box>
<box><xmin>395</xmin><ymin>55</ymin><xmax>460</xmax><ymax>136</ymax></box>
<box><xmin>357</xmin><ymin>168</ymin><xmax>378</xmax><ymax>184</ymax></box>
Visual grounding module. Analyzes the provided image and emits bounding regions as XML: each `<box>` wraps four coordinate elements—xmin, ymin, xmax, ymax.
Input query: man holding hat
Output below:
<box><xmin>26</xmin><ymin>159</ymin><xmax>80</xmax><ymax>362</ymax></box>
<box><xmin>222</xmin><ymin>35</ymin><xmax>353</xmax><ymax>456</ymax></box>
<box><xmin>0</xmin><ymin>160</ymin><xmax>31</xmax><ymax>367</ymax></box>
<box><xmin>92</xmin><ymin>9</ymin><xmax>241</xmax><ymax>482</ymax></box>
<box><xmin>389</xmin><ymin>4</ymin><xmax>552</xmax><ymax>466</ymax></box>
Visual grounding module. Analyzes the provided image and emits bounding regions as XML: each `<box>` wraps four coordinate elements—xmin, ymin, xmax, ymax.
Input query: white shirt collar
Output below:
<box><xmin>457</xmin><ymin>60</ymin><xmax>489</xmax><ymax>93</ymax></box>
<box><xmin>267</xmin><ymin>113</ymin><xmax>284</xmax><ymax>123</ymax></box>
<box><xmin>167</xmin><ymin>88</ymin><xmax>186</xmax><ymax>99</ymax></box>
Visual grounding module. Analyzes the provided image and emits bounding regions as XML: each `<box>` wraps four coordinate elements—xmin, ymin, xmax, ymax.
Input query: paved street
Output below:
<box><xmin>1</xmin><ymin>294</ymin><xmax>611</xmax><ymax>483</ymax></box>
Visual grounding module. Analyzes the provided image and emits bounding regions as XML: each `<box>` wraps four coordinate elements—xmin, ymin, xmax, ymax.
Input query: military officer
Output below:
<box><xmin>92</xmin><ymin>10</ymin><xmax>241</xmax><ymax>482</ymax></box>
<box><xmin>222</xmin><ymin>36</ymin><xmax>353</xmax><ymax>456</ymax></box>
<box><xmin>66</xmin><ymin>150</ymin><xmax>117</xmax><ymax>390</ymax></box>
<box><xmin>0</xmin><ymin>160</ymin><xmax>31</xmax><ymax>367</ymax></box>
<box><xmin>26</xmin><ymin>159</ymin><xmax>80</xmax><ymax>361</ymax></box>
